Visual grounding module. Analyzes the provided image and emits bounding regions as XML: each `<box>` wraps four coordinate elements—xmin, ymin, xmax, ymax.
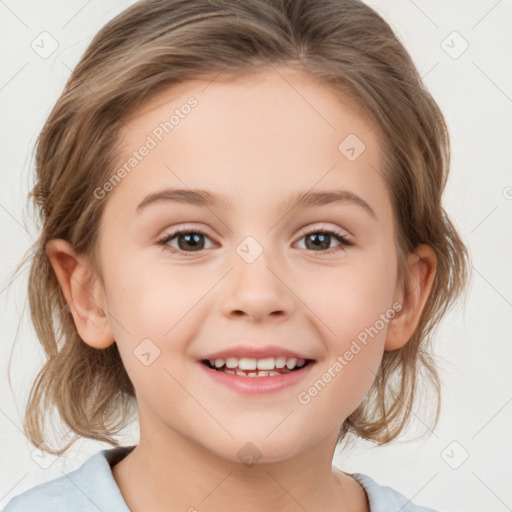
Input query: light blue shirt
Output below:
<box><xmin>2</xmin><ymin>445</ymin><xmax>439</xmax><ymax>511</ymax></box>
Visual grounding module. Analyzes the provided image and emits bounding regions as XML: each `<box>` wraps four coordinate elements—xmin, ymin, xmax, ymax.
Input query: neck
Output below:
<box><xmin>112</xmin><ymin>414</ymin><xmax>368</xmax><ymax>512</ymax></box>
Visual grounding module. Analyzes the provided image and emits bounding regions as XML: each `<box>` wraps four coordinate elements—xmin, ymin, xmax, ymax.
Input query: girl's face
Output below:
<box><xmin>95</xmin><ymin>67</ymin><xmax>401</xmax><ymax>463</ymax></box>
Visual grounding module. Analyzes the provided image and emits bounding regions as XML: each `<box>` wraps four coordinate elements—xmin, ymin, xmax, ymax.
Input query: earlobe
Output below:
<box><xmin>46</xmin><ymin>239</ymin><xmax>115</xmax><ymax>349</ymax></box>
<box><xmin>384</xmin><ymin>244</ymin><xmax>437</xmax><ymax>351</ymax></box>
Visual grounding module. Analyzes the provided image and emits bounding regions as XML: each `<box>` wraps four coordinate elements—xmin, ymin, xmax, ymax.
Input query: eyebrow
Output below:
<box><xmin>135</xmin><ymin>187</ymin><xmax>377</xmax><ymax>220</ymax></box>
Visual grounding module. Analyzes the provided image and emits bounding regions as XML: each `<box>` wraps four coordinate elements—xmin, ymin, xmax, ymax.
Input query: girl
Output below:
<box><xmin>4</xmin><ymin>0</ymin><xmax>470</xmax><ymax>510</ymax></box>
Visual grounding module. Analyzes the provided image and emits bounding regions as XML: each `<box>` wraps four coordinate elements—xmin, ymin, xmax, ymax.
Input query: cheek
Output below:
<box><xmin>298</xmin><ymin>247</ymin><xmax>397</xmax><ymax>340</ymax></box>
<box><xmin>105</xmin><ymin>259</ymin><xmax>208</xmax><ymax>338</ymax></box>
<box><xmin>103</xmin><ymin>260</ymin><xmax>211</xmax><ymax>394</ymax></box>
<box><xmin>294</xmin><ymin>250</ymin><xmax>396</xmax><ymax>411</ymax></box>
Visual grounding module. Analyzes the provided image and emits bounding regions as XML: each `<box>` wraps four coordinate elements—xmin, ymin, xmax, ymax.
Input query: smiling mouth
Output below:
<box><xmin>201</xmin><ymin>357</ymin><xmax>314</xmax><ymax>377</ymax></box>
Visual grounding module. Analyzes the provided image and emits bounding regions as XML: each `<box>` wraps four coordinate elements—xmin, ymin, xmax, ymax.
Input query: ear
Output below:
<box><xmin>46</xmin><ymin>239</ymin><xmax>115</xmax><ymax>349</ymax></box>
<box><xmin>385</xmin><ymin>244</ymin><xmax>437</xmax><ymax>351</ymax></box>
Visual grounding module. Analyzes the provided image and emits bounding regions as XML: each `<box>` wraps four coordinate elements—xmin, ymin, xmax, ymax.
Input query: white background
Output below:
<box><xmin>1</xmin><ymin>1</ymin><xmax>511</xmax><ymax>511</ymax></box>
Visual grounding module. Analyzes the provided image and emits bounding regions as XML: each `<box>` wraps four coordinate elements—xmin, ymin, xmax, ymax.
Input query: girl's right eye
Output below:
<box><xmin>157</xmin><ymin>229</ymin><xmax>215</xmax><ymax>255</ymax></box>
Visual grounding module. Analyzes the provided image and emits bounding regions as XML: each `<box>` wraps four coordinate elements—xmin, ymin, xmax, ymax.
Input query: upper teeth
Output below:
<box><xmin>209</xmin><ymin>357</ymin><xmax>306</xmax><ymax>371</ymax></box>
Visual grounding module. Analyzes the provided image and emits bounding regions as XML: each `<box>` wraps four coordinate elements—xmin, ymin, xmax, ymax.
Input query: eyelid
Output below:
<box><xmin>158</xmin><ymin>222</ymin><xmax>351</xmax><ymax>243</ymax></box>
<box><xmin>295</xmin><ymin>222</ymin><xmax>351</xmax><ymax>241</ymax></box>
<box><xmin>158</xmin><ymin>223</ymin><xmax>215</xmax><ymax>240</ymax></box>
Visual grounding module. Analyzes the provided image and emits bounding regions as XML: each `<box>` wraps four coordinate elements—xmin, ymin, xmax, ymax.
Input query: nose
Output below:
<box><xmin>220</xmin><ymin>246</ymin><xmax>296</xmax><ymax>323</ymax></box>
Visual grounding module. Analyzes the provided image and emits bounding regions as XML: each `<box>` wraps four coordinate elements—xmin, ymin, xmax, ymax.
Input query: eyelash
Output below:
<box><xmin>157</xmin><ymin>226</ymin><xmax>353</xmax><ymax>256</ymax></box>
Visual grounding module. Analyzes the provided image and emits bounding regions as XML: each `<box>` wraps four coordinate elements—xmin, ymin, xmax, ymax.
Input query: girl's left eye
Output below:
<box><xmin>157</xmin><ymin>227</ymin><xmax>353</xmax><ymax>256</ymax></box>
<box><xmin>295</xmin><ymin>228</ymin><xmax>353</xmax><ymax>254</ymax></box>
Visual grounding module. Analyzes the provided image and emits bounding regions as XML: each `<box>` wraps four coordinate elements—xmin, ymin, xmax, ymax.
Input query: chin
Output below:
<box><xmin>207</xmin><ymin>433</ymin><xmax>309</xmax><ymax>467</ymax></box>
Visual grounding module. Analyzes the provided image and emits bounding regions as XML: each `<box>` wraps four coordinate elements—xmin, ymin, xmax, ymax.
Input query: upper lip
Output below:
<box><xmin>200</xmin><ymin>345</ymin><xmax>315</xmax><ymax>361</ymax></box>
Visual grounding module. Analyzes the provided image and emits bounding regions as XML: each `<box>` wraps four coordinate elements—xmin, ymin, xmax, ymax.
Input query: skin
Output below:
<box><xmin>47</xmin><ymin>67</ymin><xmax>436</xmax><ymax>512</ymax></box>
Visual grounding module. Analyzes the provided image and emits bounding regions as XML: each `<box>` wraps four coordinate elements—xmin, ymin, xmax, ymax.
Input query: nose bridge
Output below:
<box><xmin>220</xmin><ymin>234</ymin><xmax>294</xmax><ymax>320</ymax></box>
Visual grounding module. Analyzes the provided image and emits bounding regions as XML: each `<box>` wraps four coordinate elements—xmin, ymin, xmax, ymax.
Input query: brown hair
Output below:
<box><xmin>9</xmin><ymin>0</ymin><xmax>470</xmax><ymax>455</ymax></box>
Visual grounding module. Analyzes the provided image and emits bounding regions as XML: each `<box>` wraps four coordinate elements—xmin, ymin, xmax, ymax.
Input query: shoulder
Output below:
<box><xmin>2</xmin><ymin>446</ymin><xmax>134</xmax><ymax>512</ymax></box>
<box><xmin>352</xmin><ymin>473</ymin><xmax>440</xmax><ymax>512</ymax></box>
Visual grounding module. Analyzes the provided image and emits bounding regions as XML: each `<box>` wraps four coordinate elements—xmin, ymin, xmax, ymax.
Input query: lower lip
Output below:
<box><xmin>198</xmin><ymin>362</ymin><xmax>315</xmax><ymax>394</ymax></box>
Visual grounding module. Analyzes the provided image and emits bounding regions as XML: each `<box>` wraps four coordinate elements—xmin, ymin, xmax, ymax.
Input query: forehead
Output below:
<box><xmin>102</xmin><ymin>67</ymin><xmax>392</xmax><ymax>230</ymax></box>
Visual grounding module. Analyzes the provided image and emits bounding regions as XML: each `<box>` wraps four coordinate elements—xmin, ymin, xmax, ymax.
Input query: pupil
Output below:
<box><xmin>307</xmin><ymin>233</ymin><xmax>330</xmax><ymax>250</ymax></box>
<box><xmin>179</xmin><ymin>233</ymin><xmax>204</xmax><ymax>251</ymax></box>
